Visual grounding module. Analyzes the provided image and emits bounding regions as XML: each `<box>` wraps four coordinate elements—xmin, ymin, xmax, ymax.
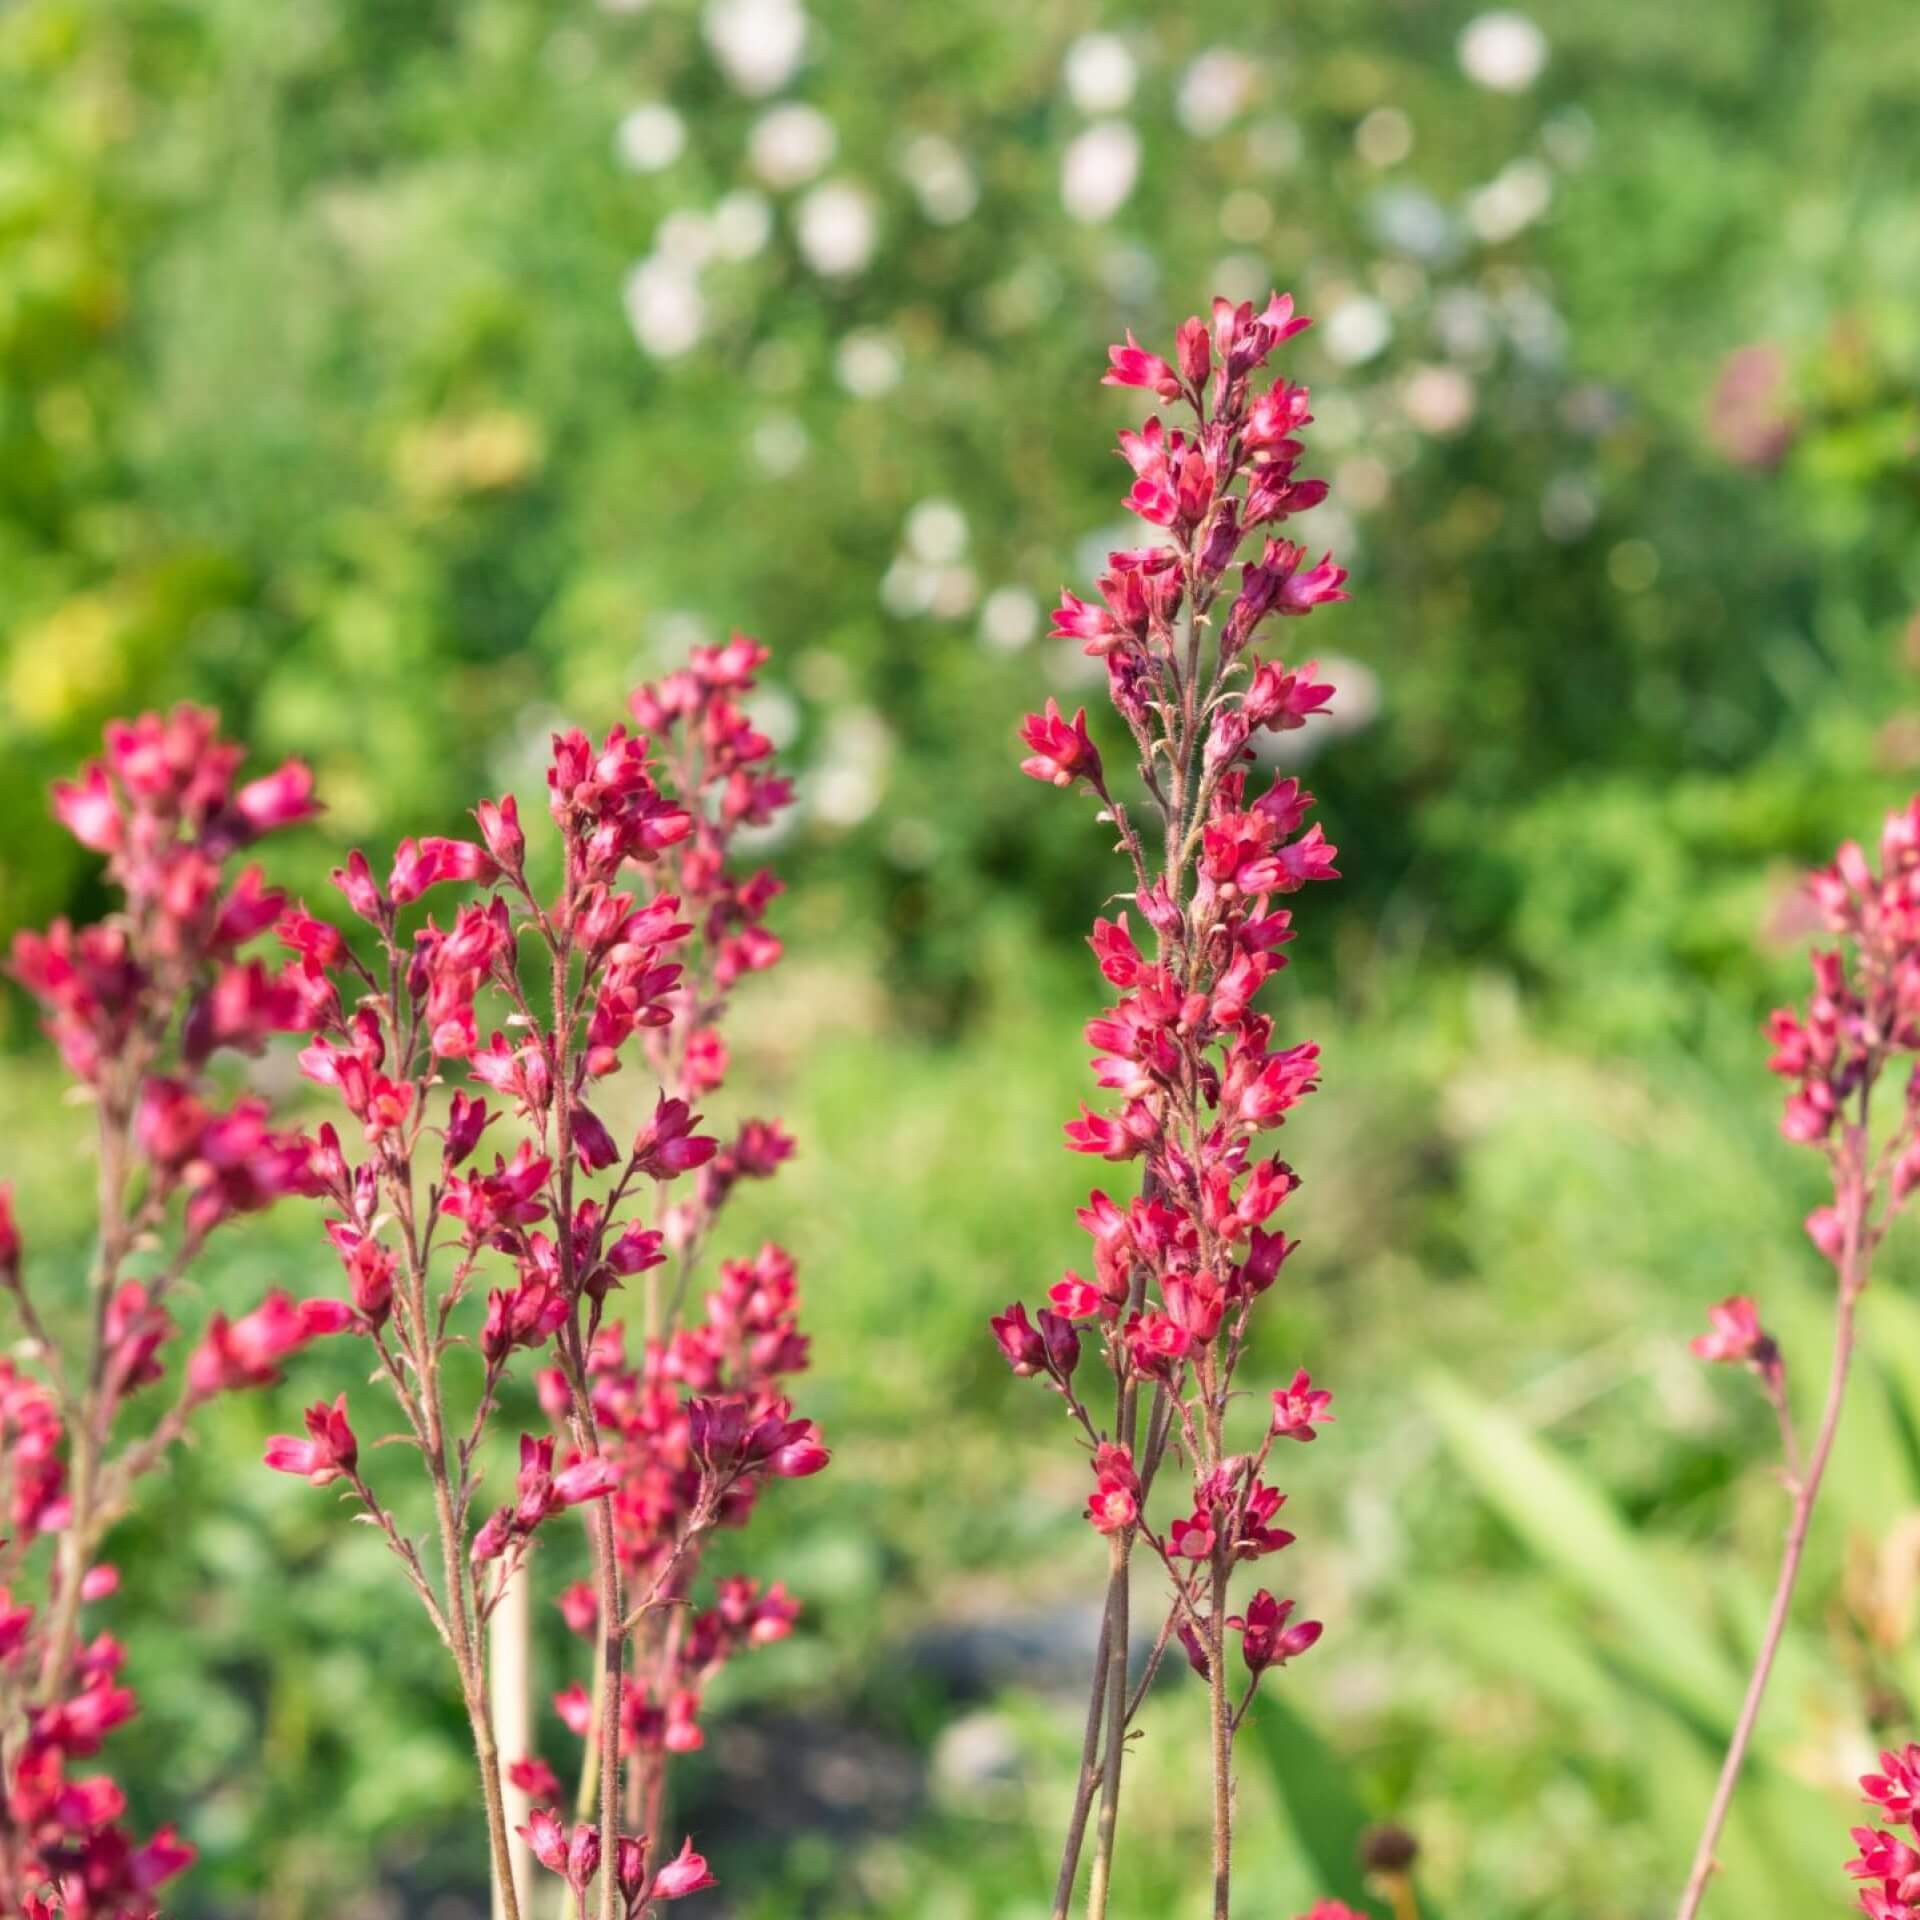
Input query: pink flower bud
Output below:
<box><xmin>475</xmin><ymin>793</ymin><xmax>526</xmax><ymax>868</ymax></box>
<box><xmin>566</xmin><ymin>1821</ymin><xmax>602</xmax><ymax>1890</ymax></box>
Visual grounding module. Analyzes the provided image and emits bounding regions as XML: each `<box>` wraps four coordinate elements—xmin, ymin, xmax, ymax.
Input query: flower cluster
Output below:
<box><xmin>517</xmin><ymin>1807</ymin><xmax>713</xmax><ymax>1920</ymax></box>
<box><xmin>999</xmin><ymin>296</ymin><xmax>1351</xmax><ymax>1918</ymax></box>
<box><xmin>1679</xmin><ymin>801</ymin><xmax>1920</xmax><ymax>1920</ymax></box>
<box><xmin>513</xmin><ymin>640</ymin><xmax>823</xmax><ymax>1879</ymax></box>
<box><xmin>268</xmin><ymin>640</ymin><xmax>819</xmax><ymax>1920</ymax></box>
<box><xmin>2</xmin><ymin>710</ymin><xmax>346</xmax><ymax>1917</ymax></box>
<box><xmin>1848</xmin><ymin>1745</ymin><xmax>1920</xmax><ymax>1918</ymax></box>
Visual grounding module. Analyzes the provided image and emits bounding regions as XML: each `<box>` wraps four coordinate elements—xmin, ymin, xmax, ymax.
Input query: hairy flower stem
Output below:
<box><xmin>1675</xmin><ymin>1156</ymin><xmax>1867</xmax><ymax>1920</ymax></box>
<box><xmin>1208</xmin><ymin>1562</ymin><xmax>1232</xmax><ymax>1919</ymax></box>
<box><xmin>428</xmin><ymin>1381</ymin><xmax>523</xmax><ymax>1920</ymax></box>
<box><xmin>1051</xmin><ymin>1606</ymin><xmax>1113</xmax><ymax>1918</ymax></box>
<box><xmin>1084</xmin><ymin>1532</ymin><xmax>1132</xmax><ymax>1920</ymax></box>
<box><xmin>592</xmin><ymin>1494</ymin><xmax>624</xmax><ymax>1920</ymax></box>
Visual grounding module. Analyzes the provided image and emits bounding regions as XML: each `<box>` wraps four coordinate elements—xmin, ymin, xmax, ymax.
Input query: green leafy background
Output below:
<box><xmin>3</xmin><ymin>0</ymin><xmax>1920</xmax><ymax>1913</ymax></box>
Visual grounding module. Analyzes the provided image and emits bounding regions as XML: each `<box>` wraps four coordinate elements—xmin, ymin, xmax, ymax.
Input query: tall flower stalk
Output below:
<box><xmin>514</xmin><ymin>639</ymin><xmax>825</xmax><ymax>1919</ymax></box>
<box><xmin>1</xmin><ymin>710</ymin><xmax>348</xmax><ymax>1917</ymax></box>
<box><xmin>995</xmin><ymin>294</ymin><xmax>1352</xmax><ymax>1919</ymax></box>
<box><xmin>268</xmin><ymin>643</ymin><xmax>822</xmax><ymax>1920</ymax></box>
<box><xmin>1679</xmin><ymin>801</ymin><xmax>1920</xmax><ymax>1918</ymax></box>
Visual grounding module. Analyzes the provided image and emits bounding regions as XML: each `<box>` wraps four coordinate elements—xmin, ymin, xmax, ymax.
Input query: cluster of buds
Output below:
<box><xmin>510</xmin><ymin>642</ymin><xmax>824</xmax><ymax>1870</ymax></box>
<box><xmin>1689</xmin><ymin>801</ymin><xmax>1920</xmax><ymax>1465</ymax></box>
<box><xmin>517</xmin><ymin>1807</ymin><xmax>713</xmax><ymax>1920</ymax></box>
<box><xmin>1001</xmin><ymin>296</ymin><xmax>1350</xmax><ymax>1917</ymax></box>
<box><xmin>1</xmin><ymin>711</ymin><xmax>348</xmax><ymax>1916</ymax></box>
<box><xmin>1679</xmin><ymin>803</ymin><xmax>1920</xmax><ymax>1920</ymax></box>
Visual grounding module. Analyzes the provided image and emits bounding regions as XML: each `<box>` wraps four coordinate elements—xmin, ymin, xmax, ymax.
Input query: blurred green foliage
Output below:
<box><xmin>4</xmin><ymin>0</ymin><xmax>1920</xmax><ymax>1913</ymax></box>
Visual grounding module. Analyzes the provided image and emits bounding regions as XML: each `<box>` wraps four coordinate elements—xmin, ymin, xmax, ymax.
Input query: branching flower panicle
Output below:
<box><xmin>511</xmin><ymin>639</ymin><xmax>824</xmax><ymax>1902</ymax></box>
<box><xmin>997</xmin><ymin>294</ymin><xmax>1352</xmax><ymax>1920</ymax></box>
<box><xmin>1679</xmin><ymin>800</ymin><xmax>1920</xmax><ymax>1920</ymax></box>
<box><xmin>270</xmin><ymin>639</ymin><xmax>820</xmax><ymax>1920</ymax></box>
<box><xmin>2</xmin><ymin>710</ymin><xmax>342</xmax><ymax>1917</ymax></box>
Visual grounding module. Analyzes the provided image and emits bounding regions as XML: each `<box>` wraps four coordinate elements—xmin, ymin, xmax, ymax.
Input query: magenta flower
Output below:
<box><xmin>263</xmin><ymin>1395</ymin><xmax>359</xmax><ymax>1486</ymax></box>
<box><xmin>1019</xmin><ymin>699</ymin><xmax>1104</xmax><ymax>788</ymax></box>
<box><xmin>1269</xmin><ymin>1370</ymin><xmax>1335</xmax><ymax>1442</ymax></box>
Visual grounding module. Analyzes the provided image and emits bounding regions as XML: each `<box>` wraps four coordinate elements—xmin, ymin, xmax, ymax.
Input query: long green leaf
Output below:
<box><xmin>1245</xmin><ymin>1688</ymin><xmax>1387</xmax><ymax>1918</ymax></box>
<box><xmin>1422</xmin><ymin>1370</ymin><xmax>1744</xmax><ymax>1728</ymax></box>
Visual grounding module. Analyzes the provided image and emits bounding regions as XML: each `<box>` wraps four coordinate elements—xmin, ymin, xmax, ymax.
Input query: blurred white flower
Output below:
<box><xmin>881</xmin><ymin>557</ymin><xmax>937</xmax><ymax>618</ymax></box>
<box><xmin>1431</xmin><ymin>287</ymin><xmax>1497</xmax><ymax>364</ymax></box>
<box><xmin>711</xmin><ymin>189</ymin><xmax>773</xmax><ymax>260</ymax></box>
<box><xmin>1354</xmin><ymin>106</ymin><xmax>1413</xmax><ymax>168</ymax></box>
<box><xmin>751</xmin><ymin>414</ymin><xmax>809</xmax><ymax>476</ymax></box>
<box><xmin>979</xmin><ymin>586</ymin><xmax>1040</xmax><ymax>652</ymax></box>
<box><xmin>616</xmin><ymin>103</ymin><xmax>685</xmax><ymax>172</ymax></box>
<box><xmin>929</xmin><ymin>566</ymin><xmax>978</xmax><ymax>618</ymax></box>
<box><xmin>1369</xmin><ymin>186</ymin><xmax>1458</xmax><ymax>264</ymax></box>
<box><xmin>704</xmin><ymin>0</ymin><xmax>807</xmax><ymax>96</ymax></box>
<box><xmin>749</xmin><ymin>103</ymin><xmax>837</xmax><ymax>189</ymax></box>
<box><xmin>1458</xmin><ymin>11</ymin><xmax>1548</xmax><ymax>93</ymax></box>
<box><xmin>623</xmin><ymin>257</ymin><xmax>705</xmax><ymax>358</ymax></box>
<box><xmin>835</xmin><ymin>329</ymin><xmax>904</xmax><ymax>397</ymax></box>
<box><xmin>1064</xmin><ymin>33</ymin><xmax>1137</xmax><ymax>113</ymax></box>
<box><xmin>1400</xmin><ymin>364</ymin><xmax>1476</xmax><ymax>435</ymax></box>
<box><xmin>656</xmin><ymin>211</ymin><xmax>715</xmax><ymax>265</ymax></box>
<box><xmin>899</xmin><ymin>133</ymin><xmax>978</xmax><ymax>225</ymax></box>
<box><xmin>1501</xmin><ymin>284</ymin><xmax>1566</xmax><ymax>365</ymax></box>
<box><xmin>794</xmin><ymin>181</ymin><xmax>876</xmax><ymax>277</ymax></box>
<box><xmin>905</xmin><ymin>498</ymin><xmax>968</xmax><ymax>564</ymax></box>
<box><xmin>806</xmin><ymin>709</ymin><xmax>892</xmax><ymax>826</ymax></box>
<box><xmin>1322</xmin><ymin>296</ymin><xmax>1392</xmax><ymax>366</ymax></box>
<box><xmin>1061</xmin><ymin>121</ymin><xmax>1140</xmax><ymax>224</ymax></box>
<box><xmin>1178</xmin><ymin>49</ymin><xmax>1253</xmax><ymax>137</ymax></box>
<box><xmin>1466</xmin><ymin>158</ymin><xmax>1552</xmax><ymax>243</ymax></box>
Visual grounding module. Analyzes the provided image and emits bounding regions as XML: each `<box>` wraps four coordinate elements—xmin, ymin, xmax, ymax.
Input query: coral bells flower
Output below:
<box><xmin>3</xmin><ymin>707</ymin><xmax>331</xmax><ymax>1917</ymax></box>
<box><xmin>1270</xmin><ymin>1369</ymin><xmax>1334</xmax><ymax>1442</ymax></box>
<box><xmin>1229</xmin><ymin>1590</ymin><xmax>1323</xmax><ymax>1673</ymax></box>
<box><xmin>1689</xmin><ymin>1296</ymin><xmax>1783</xmax><ymax>1387</ymax></box>
<box><xmin>1020</xmin><ymin>699</ymin><xmax>1104</xmax><ymax>788</ymax></box>
<box><xmin>1001</xmin><ymin>296</ymin><xmax>1355</xmax><ymax>1900</ymax></box>
<box><xmin>226</xmin><ymin>646</ymin><xmax>821</xmax><ymax>1919</ymax></box>
<box><xmin>264</xmin><ymin>1394</ymin><xmax>359</xmax><ymax>1486</ymax></box>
